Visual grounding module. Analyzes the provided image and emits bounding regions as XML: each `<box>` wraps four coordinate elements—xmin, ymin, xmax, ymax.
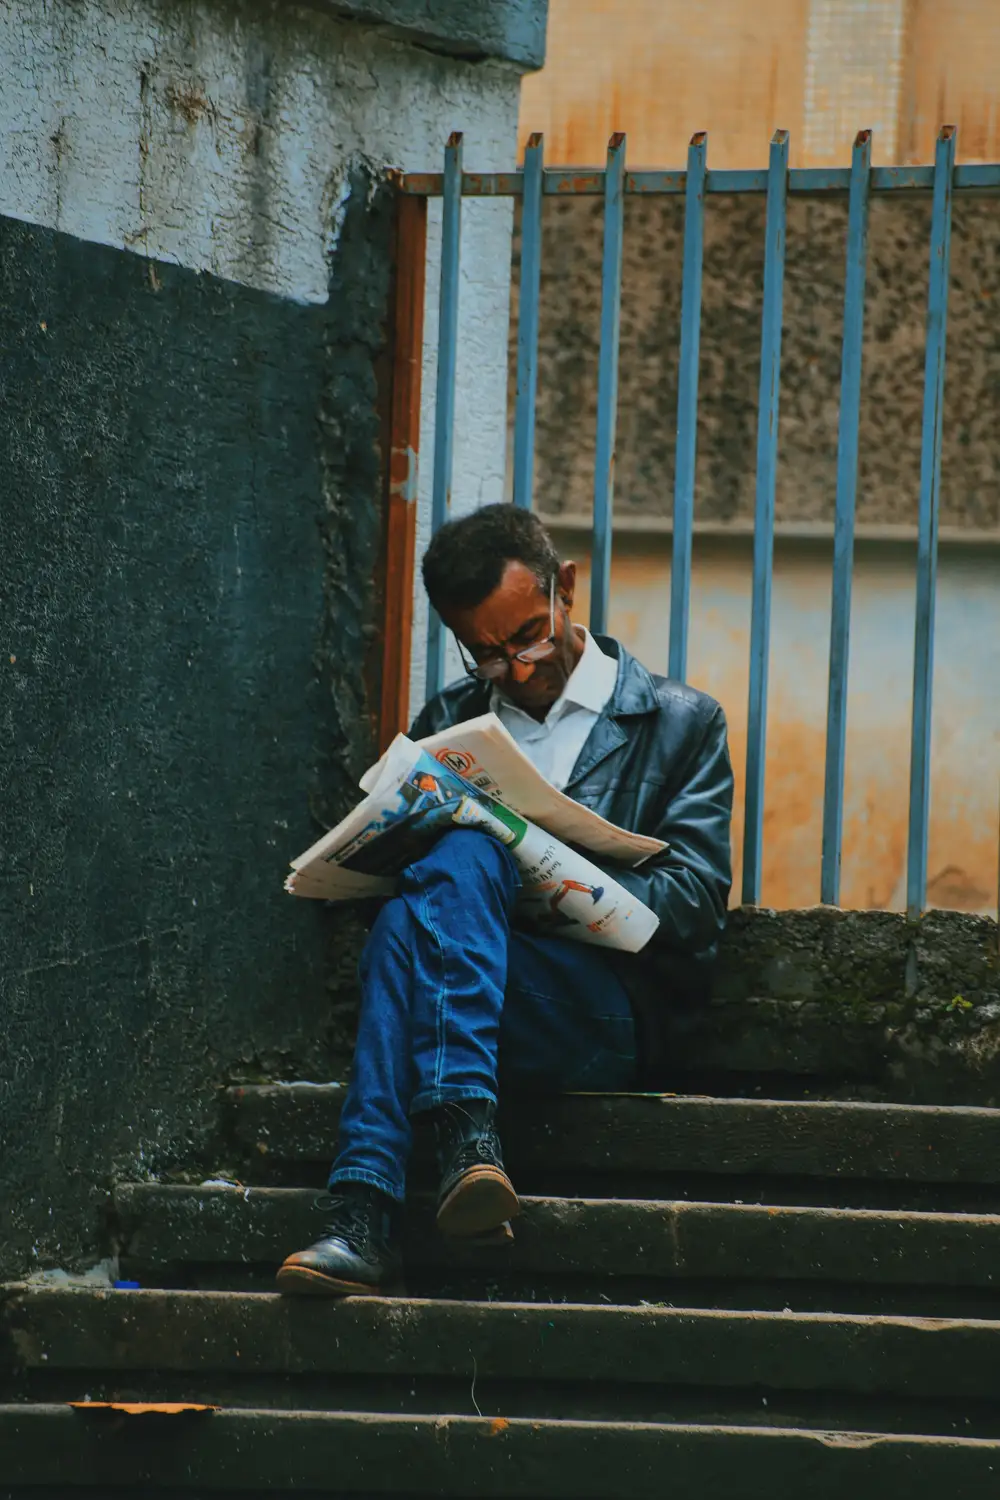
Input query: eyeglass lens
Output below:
<box><xmin>458</xmin><ymin>575</ymin><xmax>557</xmax><ymax>680</ymax></box>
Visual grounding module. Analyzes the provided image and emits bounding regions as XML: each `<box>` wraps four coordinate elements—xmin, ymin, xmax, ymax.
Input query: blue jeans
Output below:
<box><xmin>329</xmin><ymin>828</ymin><xmax>637</xmax><ymax>1202</ymax></box>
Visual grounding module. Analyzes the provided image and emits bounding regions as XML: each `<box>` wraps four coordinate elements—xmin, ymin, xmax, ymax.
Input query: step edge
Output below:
<box><xmin>110</xmin><ymin>1184</ymin><xmax>1000</xmax><ymax>1228</ymax></box>
<box><xmin>6</xmin><ymin>1284</ymin><xmax>1000</xmax><ymax>1332</ymax></box>
<box><xmin>223</xmin><ymin>1087</ymin><xmax>1000</xmax><ymax>1120</ymax></box>
<box><xmin>5</xmin><ymin>1404</ymin><xmax>1000</xmax><ymax>1447</ymax></box>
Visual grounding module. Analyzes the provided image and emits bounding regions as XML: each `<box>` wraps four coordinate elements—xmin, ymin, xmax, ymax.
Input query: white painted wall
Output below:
<box><xmin>409</xmin><ymin>190</ymin><xmax>514</xmax><ymax>716</ymax></box>
<box><xmin>802</xmin><ymin>0</ymin><xmax>908</xmax><ymax>164</ymax></box>
<box><xmin>0</xmin><ymin>0</ymin><xmax>520</xmax><ymax>723</ymax></box>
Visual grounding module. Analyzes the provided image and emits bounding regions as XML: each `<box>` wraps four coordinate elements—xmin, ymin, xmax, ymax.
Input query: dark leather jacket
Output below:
<box><xmin>410</xmin><ymin>635</ymin><xmax>734</xmax><ymax>1077</ymax></box>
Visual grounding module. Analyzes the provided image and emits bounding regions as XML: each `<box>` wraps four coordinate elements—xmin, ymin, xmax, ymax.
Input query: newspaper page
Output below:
<box><xmin>286</xmin><ymin>733</ymin><xmax>660</xmax><ymax>953</ymax></box>
<box><xmin>360</xmin><ymin>713</ymin><xmax>664</xmax><ymax>867</ymax></box>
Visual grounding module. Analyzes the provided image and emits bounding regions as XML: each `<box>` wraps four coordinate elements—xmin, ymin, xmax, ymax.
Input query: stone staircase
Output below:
<box><xmin>6</xmin><ymin>1085</ymin><xmax>1000</xmax><ymax>1496</ymax></box>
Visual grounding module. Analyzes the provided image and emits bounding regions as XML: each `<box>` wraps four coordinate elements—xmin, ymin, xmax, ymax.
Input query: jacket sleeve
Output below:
<box><xmin>606</xmin><ymin>704</ymin><xmax>734</xmax><ymax>954</ymax></box>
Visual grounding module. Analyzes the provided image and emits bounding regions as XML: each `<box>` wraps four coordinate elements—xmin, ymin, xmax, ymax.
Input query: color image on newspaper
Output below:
<box><xmin>286</xmin><ymin>720</ymin><xmax>661</xmax><ymax>954</ymax></box>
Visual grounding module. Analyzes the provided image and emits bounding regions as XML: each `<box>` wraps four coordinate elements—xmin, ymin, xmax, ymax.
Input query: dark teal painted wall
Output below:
<box><xmin>0</xmin><ymin>175</ymin><xmax>390</xmax><ymax>1279</ymax></box>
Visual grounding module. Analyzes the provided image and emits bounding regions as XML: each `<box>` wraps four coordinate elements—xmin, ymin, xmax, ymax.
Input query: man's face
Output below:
<box><xmin>441</xmin><ymin>559</ymin><xmax>583</xmax><ymax>717</ymax></box>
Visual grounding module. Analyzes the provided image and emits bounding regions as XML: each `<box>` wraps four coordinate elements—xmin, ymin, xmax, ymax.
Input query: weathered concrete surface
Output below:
<box><xmin>7</xmin><ymin>1286</ymin><xmax>1000</xmax><ymax>1434</ymax></box>
<box><xmin>114</xmin><ymin>1183</ymin><xmax>1000</xmax><ymax>1289</ymax></box>
<box><xmin>0</xmin><ymin>198</ymin><xmax>392</xmax><ymax>1282</ymax></box>
<box><xmin>216</xmin><ymin>910</ymin><xmax>1000</xmax><ymax>1117</ymax></box>
<box><xmin>0</xmin><ymin>0</ymin><xmax>526</xmax><ymax>1284</ymax></box>
<box><xmin>4</xmin><ymin>1405</ymin><xmax>999</xmax><ymax>1497</ymax></box>
<box><xmin>702</xmin><ymin>908</ymin><xmax>1000</xmax><ymax>1102</ymax></box>
<box><xmin>718</xmin><ymin>908</ymin><xmax>999</xmax><ymax>1010</ymax></box>
<box><xmin>306</xmin><ymin>0</ymin><xmax>549</xmax><ymax>68</ymax></box>
<box><xmin>0</xmin><ymin>0</ymin><xmax>521</xmax><ymax>725</ymax></box>
<box><xmin>0</xmin><ymin>0</ymin><xmax>519</xmax><ymax>302</ymax></box>
<box><xmin>7</xmin><ymin>1286</ymin><xmax>1000</xmax><ymax>1403</ymax></box>
<box><xmin>226</xmin><ymin>1087</ymin><xmax>1000</xmax><ymax>1184</ymax></box>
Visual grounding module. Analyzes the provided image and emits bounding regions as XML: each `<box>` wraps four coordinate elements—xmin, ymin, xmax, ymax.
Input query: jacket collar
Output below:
<box><xmin>560</xmin><ymin>635</ymin><xmax>659</xmax><ymax>790</ymax></box>
<box><xmin>594</xmin><ymin>634</ymin><xmax>661</xmax><ymax>719</ymax></box>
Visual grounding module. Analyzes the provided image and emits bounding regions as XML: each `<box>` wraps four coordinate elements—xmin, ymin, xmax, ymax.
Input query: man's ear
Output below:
<box><xmin>557</xmin><ymin>559</ymin><xmax>576</xmax><ymax>610</ymax></box>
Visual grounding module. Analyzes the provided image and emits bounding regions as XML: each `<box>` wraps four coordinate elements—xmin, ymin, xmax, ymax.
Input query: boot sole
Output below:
<box><xmin>436</xmin><ymin>1165</ymin><xmax>520</xmax><ymax>1238</ymax></box>
<box><xmin>275</xmin><ymin>1264</ymin><xmax>387</xmax><ymax>1298</ymax></box>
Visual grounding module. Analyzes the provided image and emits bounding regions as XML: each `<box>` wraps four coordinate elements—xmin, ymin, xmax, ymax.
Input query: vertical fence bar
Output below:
<box><xmin>668</xmin><ymin>131</ymin><xmax>707</xmax><ymax>682</ymax></box>
<box><xmin>820</xmin><ymin>129</ymin><xmax>872</xmax><ymax>904</ymax></box>
<box><xmin>907</xmin><ymin>124</ymin><xmax>957</xmax><ymax>918</ymax></box>
<box><xmin>425</xmin><ymin>131</ymin><xmax>463</xmax><ymax>701</ymax></box>
<box><xmin>590</xmin><ymin>132</ymin><xmax>626</xmax><ymax>635</ymax></box>
<box><xmin>513</xmin><ymin>133</ymin><xmax>544</xmax><ymax>510</ymax></box>
<box><xmin>742</xmin><ymin>128</ymin><xmax>789</xmax><ymax>906</ymax></box>
<box><xmin>379</xmin><ymin>191</ymin><xmax>428</xmax><ymax>749</ymax></box>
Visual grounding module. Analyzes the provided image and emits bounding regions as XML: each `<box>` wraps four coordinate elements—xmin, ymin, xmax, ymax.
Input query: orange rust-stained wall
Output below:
<box><xmin>521</xmin><ymin>0</ymin><xmax>1000</xmax><ymax>166</ymax></box>
<box><xmin>520</xmin><ymin>0</ymin><xmax>810</xmax><ymax>168</ymax></box>
<box><xmin>560</xmin><ymin>530</ymin><xmax>1000</xmax><ymax>917</ymax></box>
<box><xmin>902</xmin><ymin>1</ymin><xmax>1000</xmax><ymax>162</ymax></box>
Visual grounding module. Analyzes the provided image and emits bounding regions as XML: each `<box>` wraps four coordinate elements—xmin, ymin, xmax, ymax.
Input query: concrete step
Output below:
<box><xmin>112</xmin><ymin>1183</ymin><xmax>1000</xmax><ymax>1307</ymax></box>
<box><xmin>5</xmin><ymin>1286</ymin><xmax>1000</xmax><ymax>1434</ymax></box>
<box><xmin>224</xmin><ymin>1087</ymin><xmax>1000</xmax><ymax>1197</ymax></box>
<box><xmin>2</xmin><ymin>1405</ymin><xmax>999</xmax><ymax>1497</ymax></box>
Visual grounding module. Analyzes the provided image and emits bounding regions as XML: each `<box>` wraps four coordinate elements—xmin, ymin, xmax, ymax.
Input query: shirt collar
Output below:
<box><xmin>560</xmin><ymin>626</ymin><xmax>619</xmax><ymax>713</ymax></box>
<box><xmin>491</xmin><ymin>626</ymin><xmax>618</xmax><ymax>725</ymax></box>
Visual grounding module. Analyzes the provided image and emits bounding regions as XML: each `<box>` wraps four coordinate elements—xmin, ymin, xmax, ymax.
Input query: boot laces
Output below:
<box><xmin>437</xmin><ymin>1103</ymin><xmax>503</xmax><ymax>1173</ymax></box>
<box><xmin>315</xmin><ymin>1191</ymin><xmax>374</xmax><ymax>1248</ymax></box>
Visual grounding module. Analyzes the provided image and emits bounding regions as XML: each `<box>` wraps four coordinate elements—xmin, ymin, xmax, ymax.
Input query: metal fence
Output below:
<box><xmin>385</xmin><ymin>127</ymin><xmax>997</xmax><ymax>918</ymax></box>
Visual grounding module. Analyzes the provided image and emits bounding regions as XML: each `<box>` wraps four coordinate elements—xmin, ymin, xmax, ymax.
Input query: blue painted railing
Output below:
<box><xmin>820</xmin><ymin>129</ymin><xmax>871</xmax><ymax>908</ymax></box>
<box><xmin>742</xmin><ymin>129</ymin><xmax>788</xmax><ymax>907</ymax></box>
<box><xmin>667</xmin><ymin>131</ymin><xmax>706</xmax><ymax>685</ymax></box>
<box><xmin>405</xmin><ymin>126</ymin><xmax>989</xmax><ymax>916</ymax></box>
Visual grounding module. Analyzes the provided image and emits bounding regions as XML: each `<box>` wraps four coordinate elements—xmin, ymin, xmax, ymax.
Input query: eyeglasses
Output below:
<box><xmin>455</xmin><ymin>576</ymin><xmax>558</xmax><ymax>682</ymax></box>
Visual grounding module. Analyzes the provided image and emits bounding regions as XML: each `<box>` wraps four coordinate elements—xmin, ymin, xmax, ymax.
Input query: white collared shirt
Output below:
<box><xmin>490</xmin><ymin>627</ymin><xmax>618</xmax><ymax>791</ymax></box>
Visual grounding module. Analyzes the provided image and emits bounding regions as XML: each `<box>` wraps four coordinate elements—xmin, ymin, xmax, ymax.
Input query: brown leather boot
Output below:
<box><xmin>275</xmin><ymin>1184</ymin><xmax>401</xmax><ymax>1296</ymax></box>
<box><xmin>429</xmin><ymin>1099</ymin><xmax>520</xmax><ymax>1237</ymax></box>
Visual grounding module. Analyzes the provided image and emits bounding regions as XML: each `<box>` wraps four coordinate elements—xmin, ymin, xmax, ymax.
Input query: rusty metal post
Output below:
<box><xmin>378</xmin><ymin>190</ymin><xmax>428</xmax><ymax>750</ymax></box>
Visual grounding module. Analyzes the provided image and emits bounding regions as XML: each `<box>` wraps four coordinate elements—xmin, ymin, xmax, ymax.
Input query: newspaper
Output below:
<box><xmin>285</xmin><ymin>713</ymin><xmax>665</xmax><ymax>953</ymax></box>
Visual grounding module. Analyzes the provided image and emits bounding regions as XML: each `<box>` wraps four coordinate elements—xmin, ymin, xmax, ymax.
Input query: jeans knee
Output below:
<box><xmin>416</xmin><ymin>827</ymin><xmax>518</xmax><ymax>889</ymax></box>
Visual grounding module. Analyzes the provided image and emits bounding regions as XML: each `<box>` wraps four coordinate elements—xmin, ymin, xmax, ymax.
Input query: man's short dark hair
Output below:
<box><xmin>422</xmin><ymin>504</ymin><xmax>561</xmax><ymax>614</ymax></box>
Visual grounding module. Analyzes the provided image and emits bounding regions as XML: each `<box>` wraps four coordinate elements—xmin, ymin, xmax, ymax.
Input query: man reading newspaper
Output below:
<box><xmin>277</xmin><ymin>505</ymin><xmax>733</xmax><ymax>1296</ymax></box>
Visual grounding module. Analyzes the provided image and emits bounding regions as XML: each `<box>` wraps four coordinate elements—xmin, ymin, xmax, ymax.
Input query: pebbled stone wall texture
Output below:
<box><xmin>0</xmin><ymin>0</ymin><xmax>527</xmax><ymax>1280</ymax></box>
<box><xmin>512</xmin><ymin>192</ymin><xmax>1000</xmax><ymax>531</ymax></box>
